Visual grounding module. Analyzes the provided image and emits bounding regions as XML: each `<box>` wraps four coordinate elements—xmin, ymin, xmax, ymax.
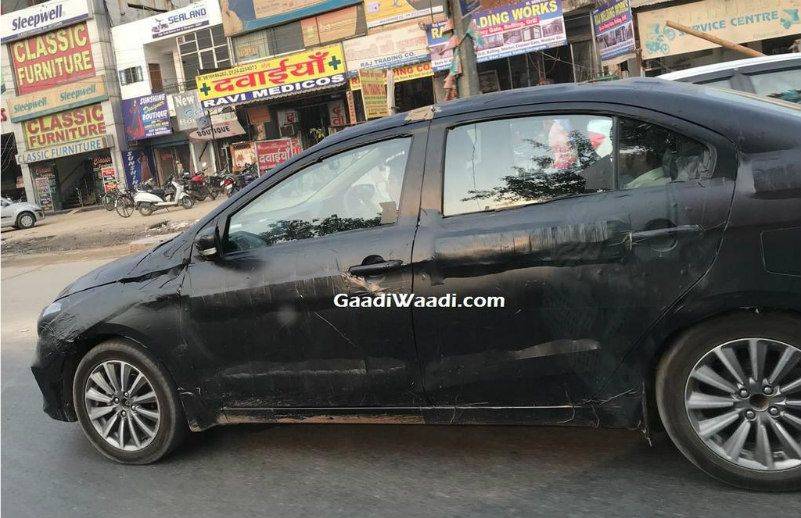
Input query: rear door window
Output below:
<box><xmin>442</xmin><ymin>115</ymin><xmax>614</xmax><ymax>216</ymax></box>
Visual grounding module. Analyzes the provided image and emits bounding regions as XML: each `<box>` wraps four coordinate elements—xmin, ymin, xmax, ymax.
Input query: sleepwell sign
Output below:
<box><xmin>195</xmin><ymin>43</ymin><xmax>347</xmax><ymax>108</ymax></box>
<box><xmin>9</xmin><ymin>76</ymin><xmax>107</xmax><ymax>122</ymax></box>
<box><xmin>0</xmin><ymin>0</ymin><xmax>91</xmax><ymax>44</ymax></box>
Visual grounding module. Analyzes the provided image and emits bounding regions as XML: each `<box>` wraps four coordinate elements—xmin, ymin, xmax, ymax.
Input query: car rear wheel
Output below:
<box><xmin>656</xmin><ymin>312</ymin><xmax>801</xmax><ymax>491</ymax></box>
<box><xmin>15</xmin><ymin>211</ymin><xmax>35</xmax><ymax>229</ymax></box>
<box><xmin>72</xmin><ymin>339</ymin><xmax>186</xmax><ymax>464</ymax></box>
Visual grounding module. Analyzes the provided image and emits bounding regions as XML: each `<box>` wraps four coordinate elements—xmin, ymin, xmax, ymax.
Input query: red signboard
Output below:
<box><xmin>10</xmin><ymin>22</ymin><xmax>95</xmax><ymax>95</ymax></box>
<box><xmin>256</xmin><ymin>138</ymin><xmax>295</xmax><ymax>173</ymax></box>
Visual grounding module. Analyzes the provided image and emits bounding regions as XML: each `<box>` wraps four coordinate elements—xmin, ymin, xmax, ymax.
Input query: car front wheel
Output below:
<box><xmin>72</xmin><ymin>339</ymin><xmax>186</xmax><ymax>464</ymax></box>
<box><xmin>656</xmin><ymin>312</ymin><xmax>801</xmax><ymax>491</ymax></box>
<box><xmin>15</xmin><ymin>211</ymin><xmax>36</xmax><ymax>229</ymax></box>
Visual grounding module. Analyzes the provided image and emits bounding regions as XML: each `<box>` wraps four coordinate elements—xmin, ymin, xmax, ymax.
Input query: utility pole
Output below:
<box><xmin>450</xmin><ymin>0</ymin><xmax>480</xmax><ymax>98</ymax></box>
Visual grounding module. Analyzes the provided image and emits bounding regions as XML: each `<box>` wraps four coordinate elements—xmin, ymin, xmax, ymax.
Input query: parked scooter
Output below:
<box><xmin>134</xmin><ymin>176</ymin><xmax>194</xmax><ymax>216</ymax></box>
<box><xmin>223</xmin><ymin>163</ymin><xmax>258</xmax><ymax>198</ymax></box>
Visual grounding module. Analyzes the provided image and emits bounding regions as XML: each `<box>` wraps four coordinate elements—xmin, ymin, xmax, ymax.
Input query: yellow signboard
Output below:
<box><xmin>358</xmin><ymin>68</ymin><xmax>388</xmax><ymax>119</ymax></box>
<box><xmin>350</xmin><ymin>61</ymin><xmax>433</xmax><ymax>90</ymax></box>
<box><xmin>638</xmin><ymin>0</ymin><xmax>801</xmax><ymax>59</ymax></box>
<box><xmin>195</xmin><ymin>43</ymin><xmax>347</xmax><ymax>107</ymax></box>
<box><xmin>22</xmin><ymin>103</ymin><xmax>106</xmax><ymax>150</ymax></box>
<box><xmin>364</xmin><ymin>0</ymin><xmax>444</xmax><ymax>28</ymax></box>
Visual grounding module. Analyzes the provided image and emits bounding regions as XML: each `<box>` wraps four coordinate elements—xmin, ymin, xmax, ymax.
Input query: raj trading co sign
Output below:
<box><xmin>343</xmin><ymin>23</ymin><xmax>430</xmax><ymax>71</ymax></box>
<box><xmin>0</xmin><ymin>0</ymin><xmax>91</xmax><ymax>44</ymax></box>
<box><xmin>638</xmin><ymin>0</ymin><xmax>801</xmax><ymax>60</ymax></box>
<box><xmin>427</xmin><ymin>0</ymin><xmax>567</xmax><ymax>71</ymax></box>
<box><xmin>9</xmin><ymin>75</ymin><xmax>107</xmax><ymax>122</ymax></box>
<box><xmin>22</xmin><ymin>102</ymin><xmax>105</xmax><ymax>150</ymax></box>
<box><xmin>195</xmin><ymin>43</ymin><xmax>347</xmax><ymax>108</ymax></box>
<box><xmin>592</xmin><ymin>0</ymin><xmax>635</xmax><ymax>63</ymax></box>
<box><xmin>9</xmin><ymin>21</ymin><xmax>95</xmax><ymax>95</ymax></box>
<box><xmin>349</xmin><ymin>61</ymin><xmax>432</xmax><ymax>90</ymax></box>
<box><xmin>122</xmin><ymin>93</ymin><xmax>172</xmax><ymax>141</ymax></box>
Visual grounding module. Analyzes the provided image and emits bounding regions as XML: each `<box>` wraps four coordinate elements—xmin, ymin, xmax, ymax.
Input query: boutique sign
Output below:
<box><xmin>122</xmin><ymin>93</ymin><xmax>172</xmax><ymax>141</ymax></box>
<box><xmin>0</xmin><ymin>0</ymin><xmax>91</xmax><ymax>44</ymax></box>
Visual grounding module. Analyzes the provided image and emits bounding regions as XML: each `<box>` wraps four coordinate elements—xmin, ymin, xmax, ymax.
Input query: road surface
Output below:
<box><xmin>2</xmin><ymin>256</ymin><xmax>799</xmax><ymax>517</ymax></box>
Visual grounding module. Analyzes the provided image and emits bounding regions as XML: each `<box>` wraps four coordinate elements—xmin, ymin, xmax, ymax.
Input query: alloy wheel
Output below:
<box><xmin>18</xmin><ymin>213</ymin><xmax>34</xmax><ymax>228</ymax></box>
<box><xmin>83</xmin><ymin>360</ymin><xmax>161</xmax><ymax>452</ymax></box>
<box><xmin>685</xmin><ymin>338</ymin><xmax>801</xmax><ymax>471</ymax></box>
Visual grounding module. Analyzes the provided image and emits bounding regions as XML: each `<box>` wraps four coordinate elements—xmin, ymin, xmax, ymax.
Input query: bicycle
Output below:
<box><xmin>114</xmin><ymin>189</ymin><xmax>135</xmax><ymax>218</ymax></box>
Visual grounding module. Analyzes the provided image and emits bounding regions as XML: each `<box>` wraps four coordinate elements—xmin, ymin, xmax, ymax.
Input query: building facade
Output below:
<box><xmin>0</xmin><ymin>0</ymin><xmax>133</xmax><ymax>210</ymax></box>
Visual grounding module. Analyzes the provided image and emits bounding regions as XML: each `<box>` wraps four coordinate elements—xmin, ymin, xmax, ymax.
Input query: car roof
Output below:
<box><xmin>659</xmin><ymin>53</ymin><xmax>801</xmax><ymax>80</ymax></box>
<box><xmin>312</xmin><ymin>78</ymin><xmax>784</xmax><ymax>145</ymax></box>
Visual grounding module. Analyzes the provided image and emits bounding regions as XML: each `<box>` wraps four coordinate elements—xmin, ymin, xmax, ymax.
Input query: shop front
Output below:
<box><xmin>195</xmin><ymin>42</ymin><xmax>350</xmax><ymax>175</ymax></box>
<box><xmin>15</xmin><ymin>104</ymin><xmax>116</xmax><ymax>211</ymax></box>
<box><xmin>635</xmin><ymin>0</ymin><xmax>801</xmax><ymax>75</ymax></box>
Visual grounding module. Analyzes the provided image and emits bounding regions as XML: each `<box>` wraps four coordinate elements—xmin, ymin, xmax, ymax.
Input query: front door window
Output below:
<box><xmin>225</xmin><ymin>137</ymin><xmax>411</xmax><ymax>252</ymax></box>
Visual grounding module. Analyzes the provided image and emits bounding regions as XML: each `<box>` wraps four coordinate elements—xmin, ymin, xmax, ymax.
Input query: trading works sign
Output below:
<box><xmin>195</xmin><ymin>43</ymin><xmax>346</xmax><ymax>108</ymax></box>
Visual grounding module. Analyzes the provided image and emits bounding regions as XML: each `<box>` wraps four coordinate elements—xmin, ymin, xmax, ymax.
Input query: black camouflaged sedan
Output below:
<box><xmin>33</xmin><ymin>79</ymin><xmax>801</xmax><ymax>491</ymax></box>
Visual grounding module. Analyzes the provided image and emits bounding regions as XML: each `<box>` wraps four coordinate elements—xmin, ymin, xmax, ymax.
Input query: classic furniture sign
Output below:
<box><xmin>22</xmin><ymin>102</ymin><xmax>105</xmax><ymax>150</ymax></box>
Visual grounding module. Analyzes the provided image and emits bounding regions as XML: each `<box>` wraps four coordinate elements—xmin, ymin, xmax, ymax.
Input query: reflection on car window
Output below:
<box><xmin>618</xmin><ymin>118</ymin><xmax>712</xmax><ymax>190</ymax></box>
<box><xmin>443</xmin><ymin>115</ymin><xmax>615</xmax><ymax>216</ymax></box>
<box><xmin>700</xmin><ymin>78</ymin><xmax>733</xmax><ymax>89</ymax></box>
<box><xmin>748</xmin><ymin>68</ymin><xmax>801</xmax><ymax>104</ymax></box>
<box><xmin>225</xmin><ymin>138</ymin><xmax>411</xmax><ymax>252</ymax></box>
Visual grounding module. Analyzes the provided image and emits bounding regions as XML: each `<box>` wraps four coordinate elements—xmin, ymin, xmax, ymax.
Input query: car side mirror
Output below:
<box><xmin>194</xmin><ymin>226</ymin><xmax>219</xmax><ymax>259</ymax></box>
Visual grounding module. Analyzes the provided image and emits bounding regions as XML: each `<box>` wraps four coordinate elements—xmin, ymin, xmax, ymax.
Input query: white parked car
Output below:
<box><xmin>660</xmin><ymin>53</ymin><xmax>801</xmax><ymax>104</ymax></box>
<box><xmin>1</xmin><ymin>197</ymin><xmax>44</xmax><ymax>229</ymax></box>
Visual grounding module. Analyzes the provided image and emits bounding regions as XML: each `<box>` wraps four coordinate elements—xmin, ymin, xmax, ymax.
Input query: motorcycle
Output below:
<box><xmin>183</xmin><ymin>171</ymin><xmax>216</xmax><ymax>201</ymax></box>
<box><xmin>134</xmin><ymin>176</ymin><xmax>194</xmax><ymax>216</ymax></box>
<box><xmin>223</xmin><ymin>163</ymin><xmax>258</xmax><ymax>198</ymax></box>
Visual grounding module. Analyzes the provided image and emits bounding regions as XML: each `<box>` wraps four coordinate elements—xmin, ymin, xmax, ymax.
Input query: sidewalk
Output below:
<box><xmin>1</xmin><ymin>197</ymin><xmax>225</xmax><ymax>256</ymax></box>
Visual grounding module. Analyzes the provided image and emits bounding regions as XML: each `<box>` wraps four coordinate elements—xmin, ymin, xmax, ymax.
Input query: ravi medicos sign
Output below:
<box><xmin>10</xmin><ymin>21</ymin><xmax>95</xmax><ymax>95</ymax></box>
<box><xmin>22</xmin><ymin>103</ymin><xmax>105</xmax><ymax>150</ymax></box>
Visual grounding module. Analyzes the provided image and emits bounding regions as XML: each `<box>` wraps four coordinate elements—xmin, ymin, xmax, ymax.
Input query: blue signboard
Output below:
<box><xmin>121</xmin><ymin>93</ymin><xmax>172</xmax><ymax>141</ymax></box>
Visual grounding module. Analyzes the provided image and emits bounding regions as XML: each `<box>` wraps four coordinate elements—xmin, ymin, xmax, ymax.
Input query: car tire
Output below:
<box><xmin>656</xmin><ymin>312</ymin><xmax>801</xmax><ymax>491</ymax></box>
<box><xmin>15</xmin><ymin>211</ymin><xmax>36</xmax><ymax>229</ymax></box>
<box><xmin>72</xmin><ymin>339</ymin><xmax>186</xmax><ymax>464</ymax></box>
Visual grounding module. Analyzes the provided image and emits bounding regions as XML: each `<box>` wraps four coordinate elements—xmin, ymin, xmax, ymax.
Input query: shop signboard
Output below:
<box><xmin>189</xmin><ymin>112</ymin><xmax>246</xmax><ymax>140</ymax></box>
<box><xmin>359</xmin><ymin>68</ymin><xmax>388</xmax><ymax>119</ymax></box>
<box><xmin>220</xmin><ymin>0</ymin><xmax>361</xmax><ymax>36</ymax></box>
<box><xmin>9</xmin><ymin>76</ymin><xmax>107</xmax><ymax>122</ymax></box>
<box><xmin>592</xmin><ymin>0</ymin><xmax>635</xmax><ymax>62</ymax></box>
<box><xmin>300</xmin><ymin>5</ymin><xmax>360</xmax><ymax>46</ymax></box>
<box><xmin>231</xmin><ymin>142</ymin><xmax>257</xmax><ymax>172</ymax></box>
<box><xmin>9</xmin><ymin>21</ymin><xmax>95</xmax><ymax>95</ymax></box>
<box><xmin>328</xmin><ymin>99</ymin><xmax>347</xmax><ymax>126</ymax></box>
<box><xmin>17</xmin><ymin>134</ymin><xmax>113</xmax><ymax>164</ymax></box>
<box><xmin>256</xmin><ymin>138</ymin><xmax>295</xmax><ymax>173</ymax></box>
<box><xmin>22</xmin><ymin>103</ymin><xmax>105</xmax><ymax>150</ymax></box>
<box><xmin>343</xmin><ymin>23</ymin><xmax>430</xmax><ymax>71</ymax></box>
<box><xmin>345</xmin><ymin>90</ymin><xmax>357</xmax><ymax>125</ymax></box>
<box><xmin>427</xmin><ymin>0</ymin><xmax>567</xmax><ymax>71</ymax></box>
<box><xmin>638</xmin><ymin>0</ymin><xmax>801</xmax><ymax>60</ymax></box>
<box><xmin>171</xmin><ymin>90</ymin><xmax>203</xmax><ymax>131</ymax></box>
<box><xmin>363</xmin><ymin>0</ymin><xmax>445</xmax><ymax>28</ymax></box>
<box><xmin>1</xmin><ymin>0</ymin><xmax>91</xmax><ymax>44</ymax></box>
<box><xmin>122</xmin><ymin>148</ymin><xmax>154</xmax><ymax>187</ymax></box>
<box><xmin>122</xmin><ymin>93</ymin><xmax>172</xmax><ymax>141</ymax></box>
<box><xmin>1</xmin><ymin>97</ymin><xmax>11</xmax><ymax>135</ymax></box>
<box><xmin>100</xmin><ymin>165</ymin><xmax>117</xmax><ymax>192</ymax></box>
<box><xmin>31</xmin><ymin>163</ymin><xmax>58</xmax><ymax>212</ymax></box>
<box><xmin>148</xmin><ymin>0</ymin><xmax>216</xmax><ymax>42</ymax></box>
<box><xmin>195</xmin><ymin>43</ymin><xmax>347</xmax><ymax>108</ymax></box>
<box><xmin>349</xmin><ymin>61</ymin><xmax>432</xmax><ymax>90</ymax></box>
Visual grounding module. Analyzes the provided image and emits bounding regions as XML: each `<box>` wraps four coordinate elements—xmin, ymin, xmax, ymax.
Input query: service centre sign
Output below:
<box><xmin>10</xmin><ymin>21</ymin><xmax>95</xmax><ymax>95</ymax></box>
<box><xmin>1</xmin><ymin>0</ymin><xmax>91</xmax><ymax>44</ymax></box>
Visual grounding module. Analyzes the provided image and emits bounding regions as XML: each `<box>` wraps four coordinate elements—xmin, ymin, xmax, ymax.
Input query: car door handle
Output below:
<box><xmin>627</xmin><ymin>224</ymin><xmax>703</xmax><ymax>248</ymax></box>
<box><xmin>348</xmin><ymin>259</ymin><xmax>403</xmax><ymax>276</ymax></box>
